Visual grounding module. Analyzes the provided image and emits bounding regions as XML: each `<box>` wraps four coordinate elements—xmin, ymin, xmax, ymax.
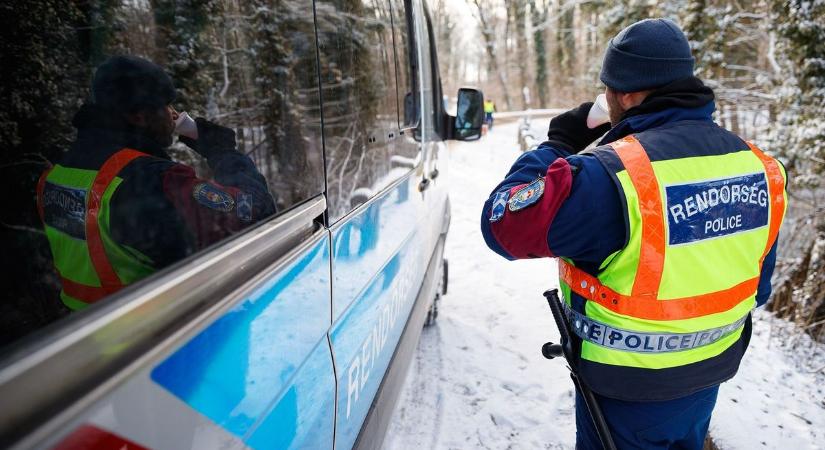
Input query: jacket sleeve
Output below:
<box><xmin>111</xmin><ymin>152</ymin><xmax>276</xmax><ymax>269</ymax></box>
<box><xmin>480</xmin><ymin>142</ymin><xmax>570</xmax><ymax>259</ymax></box>
<box><xmin>480</xmin><ymin>142</ymin><xmax>626</xmax><ymax>266</ymax></box>
<box><xmin>161</xmin><ymin>151</ymin><xmax>276</xmax><ymax>250</ymax></box>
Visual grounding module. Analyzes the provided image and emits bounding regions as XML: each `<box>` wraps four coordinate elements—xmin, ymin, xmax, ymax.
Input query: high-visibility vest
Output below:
<box><xmin>37</xmin><ymin>149</ymin><xmax>156</xmax><ymax>310</ymax></box>
<box><xmin>484</xmin><ymin>101</ymin><xmax>495</xmax><ymax>114</ymax></box>
<box><xmin>559</xmin><ymin>135</ymin><xmax>786</xmax><ymax>401</ymax></box>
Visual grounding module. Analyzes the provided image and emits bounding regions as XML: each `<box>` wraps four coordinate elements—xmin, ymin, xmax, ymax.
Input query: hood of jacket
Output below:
<box><xmin>598</xmin><ymin>76</ymin><xmax>716</xmax><ymax>146</ymax></box>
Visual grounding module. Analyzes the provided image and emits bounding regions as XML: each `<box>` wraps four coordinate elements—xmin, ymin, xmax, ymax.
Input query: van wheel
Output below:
<box><xmin>441</xmin><ymin>259</ymin><xmax>448</xmax><ymax>295</ymax></box>
<box><xmin>424</xmin><ymin>293</ymin><xmax>440</xmax><ymax>327</ymax></box>
<box><xmin>425</xmin><ymin>259</ymin><xmax>447</xmax><ymax>327</ymax></box>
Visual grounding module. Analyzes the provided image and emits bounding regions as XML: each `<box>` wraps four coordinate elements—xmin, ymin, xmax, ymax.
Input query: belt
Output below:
<box><xmin>562</xmin><ymin>303</ymin><xmax>749</xmax><ymax>354</ymax></box>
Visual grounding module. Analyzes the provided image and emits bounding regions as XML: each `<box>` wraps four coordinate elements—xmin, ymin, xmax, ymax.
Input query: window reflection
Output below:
<box><xmin>316</xmin><ymin>0</ymin><xmax>421</xmax><ymax>222</ymax></box>
<box><xmin>390</xmin><ymin>0</ymin><xmax>419</xmax><ymax>129</ymax></box>
<box><xmin>0</xmin><ymin>0</ymin><xmax>324</xmax><ymax>347</ymax></box>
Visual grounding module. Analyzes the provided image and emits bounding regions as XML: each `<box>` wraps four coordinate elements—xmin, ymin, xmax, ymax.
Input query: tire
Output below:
<box><xmin>424</xmin><ymin>294</ymin><xmax>439</xmax><ymax>327</ymax></box>
<box><xmin>424</xmin><ymin>259</ymin><xmax>448</xmax><ymax>327</ymax></box>
<box><xmin>441</xmin><ymin>259</ymin><xmax>448</xmax><ymax>295</ymax></box>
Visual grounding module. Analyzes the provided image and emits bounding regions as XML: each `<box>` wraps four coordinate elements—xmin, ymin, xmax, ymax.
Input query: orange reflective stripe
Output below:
<box><xmin>60</xmin><ymin>277</ymin><xmax>121</xmax><ymax>303</ymax></box>
<box><xmin>559</xmin><ymin>260</ymin><xmax>759</xmax><ymax>320</ymax></box>
<box><xmin>746</xmin><ymin>141</ymin><xmax>785</xmax><ymax>264</ymax></box>
<box><xmin>609</xmin><ymin>136</ymin><xmax>665</xmax><ymax>298</ymax></box>
<box><xmin>86</xmin><ymin>148</ymin><xmax>148</xmax><ymax>290</ymax></box>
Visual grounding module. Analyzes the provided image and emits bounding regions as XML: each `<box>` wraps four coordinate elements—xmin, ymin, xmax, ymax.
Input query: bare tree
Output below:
<box><xmin>468</xmin><ymin>0</ymin><xmax>512</xmax><ymax>110</ymax></box>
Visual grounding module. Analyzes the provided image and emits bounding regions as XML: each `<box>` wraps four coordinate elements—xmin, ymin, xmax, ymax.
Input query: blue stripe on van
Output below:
<box><xmin>150</xmin><ymin>236</ymin><xmax>334</xmax><ymax>448</ymax></box>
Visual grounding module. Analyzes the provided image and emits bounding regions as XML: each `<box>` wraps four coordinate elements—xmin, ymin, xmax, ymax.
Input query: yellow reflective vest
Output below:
<box><xmin>37</xmin><ymin>149</ymin><xmax>154</xmax><ymax>310</ymax></box>
<box><xmin>559</xmin><ymin>134</ymin><xmax>787</xmax><ymax>401</ymax></box>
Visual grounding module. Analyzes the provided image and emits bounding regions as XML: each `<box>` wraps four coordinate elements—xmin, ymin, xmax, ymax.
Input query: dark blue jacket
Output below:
<box><xmin>480</xmin><ymin>79</ymin><xmax>786</xmax><ymax>402</ymax></box>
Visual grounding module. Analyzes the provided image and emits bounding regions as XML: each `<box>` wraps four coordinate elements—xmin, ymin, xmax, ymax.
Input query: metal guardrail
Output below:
<box><xmin>517</xmin><ymin>117</ymin><xmax>540</xmax><ymax>151</ymax></box>
<box><xmin>492</xmin><ymin>108</ymin><xmax>566</xmax><ymax>120</ymax></box>
<box><xmin>488</xmin><ymin>109</ymin><xmax>566</xmax><ymax>152</ymax></box>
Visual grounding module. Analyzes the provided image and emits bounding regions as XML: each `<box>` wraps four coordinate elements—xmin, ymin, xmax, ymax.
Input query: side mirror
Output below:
<box><xmin>447</xmin><ymin>88</ymin><xmax>484</xmax><ymax>141</ymax></box>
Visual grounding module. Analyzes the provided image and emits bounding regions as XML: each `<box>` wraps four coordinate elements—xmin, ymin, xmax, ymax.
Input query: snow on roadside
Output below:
<box><xmin>711</xmin><ymin>310</ymin><xmax>825</xmax><ymax>449</ymax></box>
<box><xmin>384</xmin><ymin>121</ymin><xmax>825</xmax><ymax>450</ymax></box>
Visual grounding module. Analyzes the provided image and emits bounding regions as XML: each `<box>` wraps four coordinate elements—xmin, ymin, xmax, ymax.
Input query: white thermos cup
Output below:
<box><xmin>586</xmin><ymin>94</ymin><xmax>610</xmax><ymax>129</ymax></box>
<box><xmin>175</xmin><ymin>112</ymin><xmax>198</xmax><ymax>139</ymax></box>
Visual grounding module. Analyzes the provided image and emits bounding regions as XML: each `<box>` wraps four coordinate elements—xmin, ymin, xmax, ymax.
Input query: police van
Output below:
<box><xmin>0</xmin><ymin>0</ymin><xmax>483</xmax><ymax>448</ymax></box>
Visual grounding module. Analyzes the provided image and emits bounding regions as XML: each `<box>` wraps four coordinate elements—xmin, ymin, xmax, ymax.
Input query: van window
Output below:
<box><xmin>390</xmin><ymin>0</ymin><xmax>419</xmax><ymax>129</ymax></box>
<box><xmin>0</xmin><ymin>0</ymin><xmax>324</xmax><ymax>349</ymax></box>
<box><xmin>316</xmin><ymin>0</ymin><xmax>422</xmax><ymax>222</ymax></box>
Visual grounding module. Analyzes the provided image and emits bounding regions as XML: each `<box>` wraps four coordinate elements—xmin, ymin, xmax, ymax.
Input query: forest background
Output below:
<box><xmin>432</xmin><ymin>0</ymin><xmax>825</xmax><ymax>347</ymax></box>
<box><xmin>0</xmin><ymin>0</ymin><xmax>823</xmax><ymax>351</ymax></box>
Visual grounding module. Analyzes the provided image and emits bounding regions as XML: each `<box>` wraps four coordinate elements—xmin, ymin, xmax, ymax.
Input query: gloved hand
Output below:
<box><xmin>179</xmin><ymin>118</ymin><xmax>237</xmax><ymax>159</ymax></box>
<box><xmin>546</xmin><ymin>102</ymin><xmax>611</xmax><ymax>154</ymax></box>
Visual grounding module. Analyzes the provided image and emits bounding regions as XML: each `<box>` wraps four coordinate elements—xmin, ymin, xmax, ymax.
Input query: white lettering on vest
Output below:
<box><xmin>670</xmin><ymin>204</ymin><xmax>686</xmax><ymax>224</ymax></box>
<box><xmin>685</xmin><ymin>197</ymin><xmax>698</xmax><ymax>217</ymax></box>
<box><xmin>704</xmin><ymin>214</ymin><xmax>743</xmax><ymax>234</ymax></box>
<box><xmin>667</xmin><ymin>177</ymin><xmax>768</xmax><ymax>229</ymax></box>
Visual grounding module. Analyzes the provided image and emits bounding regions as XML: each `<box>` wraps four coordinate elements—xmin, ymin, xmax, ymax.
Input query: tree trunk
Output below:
<box><xmin>531</xmin><ymin>0</ymin><xmax>548</xmax><ymax>107</ymax></box>
<box><xmin>470</xmin><ymin>0</ymin><xmax>512</xmax><ymax>110</ymax></box>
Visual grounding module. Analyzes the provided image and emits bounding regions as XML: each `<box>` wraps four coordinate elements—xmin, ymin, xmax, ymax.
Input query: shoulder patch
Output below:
<box><xmin>489</xmin><ymin>191</ymin><xmax>509</xmax><ymax>222</ymax></box>
<box><xmin>508</xmin><ymin>178</ymin><xmax>544</xmax><ymax>212</ymax></box>
<box><xmin>193</xmin><ymin>183</ymin><xmax>235</xmax><ymax>212</ymax></box>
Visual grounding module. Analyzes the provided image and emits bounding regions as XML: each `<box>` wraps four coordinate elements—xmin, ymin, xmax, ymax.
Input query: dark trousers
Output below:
<box><xmin>575</xmin><ymin>385</ymin><xmax>719</xmax><ymax>450</ymax></box>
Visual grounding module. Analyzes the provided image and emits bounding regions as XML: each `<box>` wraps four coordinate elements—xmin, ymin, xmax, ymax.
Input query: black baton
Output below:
<box><xmin>542</xmin><ymin>289</ymin><xmax>617</xmax><ymax>450</ymax></box>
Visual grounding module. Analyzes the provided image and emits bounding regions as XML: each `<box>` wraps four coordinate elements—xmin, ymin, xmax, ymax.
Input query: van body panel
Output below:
<box><xmin>330</xmin><ymin>170</ymin><xmax>422</xmax><ymax>322</ymax></box>
<box><xmin>151</xmin><ymin>234</ymin><xmax>335</xmax><ymax>449</ymax></box>
<box><xmin>0</xmin><ymin>198</ymin><xmax>327</xmax><ymax>449</ymax></box>
<box><xmin>23</xmin><ymin>229</ymin><xmax>336</xmax><ymax>450</ymax></box>
<box><xmin>329</xmin><ymin>172</ymin><xmax>428</xmax><ymax>450</ymax></box>
<box><xmin>353</xmin><ymin>235</ymin><xmax>446</xmax><ymax>450</ymax></box>
<box><xmin>44</xmin><ymin>366</ymin><xmax>249</xmax><ymax>450</ymax></box>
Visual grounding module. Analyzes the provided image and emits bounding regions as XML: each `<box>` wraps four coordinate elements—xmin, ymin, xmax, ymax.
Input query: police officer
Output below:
<box><xmin>484</xmin><ymin>99</ymin><xmax>496</xmax><ymax>130</ymax></box>
<box><xmin>37</xmin><ymin>55</ymin><xmax>276</xmax><ymax>311</ymax></box>
<box><xmin>481</xmin><ymin>19</ymin><xmax>786</xmax><ymax>449</ymax></box>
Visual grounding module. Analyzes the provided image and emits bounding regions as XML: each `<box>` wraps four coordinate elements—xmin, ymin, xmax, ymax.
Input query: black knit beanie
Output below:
<box><xmin>599</xmin><ymin>18</ymin><xmax>695</xmax><ymax>92</ymax></box>
<box><xmin>92</xmin><ymin>55</ymin><xmax>177</xmax><ymax>112</ymax></box>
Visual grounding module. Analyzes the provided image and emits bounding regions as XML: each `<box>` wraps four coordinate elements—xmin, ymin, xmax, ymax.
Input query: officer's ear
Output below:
<box><xmin>615</xmin><ymin>90</ymin><xmax>653</xmax><ymax>110</ymax></box>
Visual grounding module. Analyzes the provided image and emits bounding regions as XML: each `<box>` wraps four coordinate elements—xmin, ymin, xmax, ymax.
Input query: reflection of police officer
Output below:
<box><xmin>482</xmin><ymin>19</ymin><xmax>786</xmax><ymax>449</ymax></box>
<box><xmin>36</xmin><ymin>56</ymin><xmax>275</xmax><ymax>311</ymax></box>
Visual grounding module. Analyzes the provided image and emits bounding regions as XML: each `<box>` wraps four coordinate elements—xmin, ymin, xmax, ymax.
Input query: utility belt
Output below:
<box><xmin>562</xmin><ymin>302</ymin><xmax>749</xmax><ymax>354</ymax></box>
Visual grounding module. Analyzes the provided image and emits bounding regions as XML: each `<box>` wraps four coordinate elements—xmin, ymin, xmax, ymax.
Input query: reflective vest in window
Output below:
<box><xmin>559</xmin><ymin>135</ymin><xmax>786</xmax><ymax>401</ymax></box>
<box><xmin>36</xmin><ymin>149</ymin><xmax>155</xmax><ymax>310</ymax></box>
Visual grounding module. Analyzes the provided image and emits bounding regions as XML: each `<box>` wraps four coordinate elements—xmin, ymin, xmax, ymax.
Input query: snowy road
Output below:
<box><xmin>384</xmin><ymin>122</ymin><xmax>825</xmax><ymax>450</ymax></box>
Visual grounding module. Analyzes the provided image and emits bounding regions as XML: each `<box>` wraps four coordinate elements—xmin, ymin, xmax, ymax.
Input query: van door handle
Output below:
<box><xmin>429</xmin><ymin>168</ymin><xmax>439</xmax><ymax>179</ymax></box>
<box><xmin>418</xmin><ymin>178</ymin><xmax>431</xmax><ymax>192</ymax></box>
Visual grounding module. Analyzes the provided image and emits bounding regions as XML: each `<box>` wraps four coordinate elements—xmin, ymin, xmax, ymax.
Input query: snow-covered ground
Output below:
<box><xmin>384</xmin><ymin>121</ymin><xmax>825</xmax><ymax>450</ymax></box>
